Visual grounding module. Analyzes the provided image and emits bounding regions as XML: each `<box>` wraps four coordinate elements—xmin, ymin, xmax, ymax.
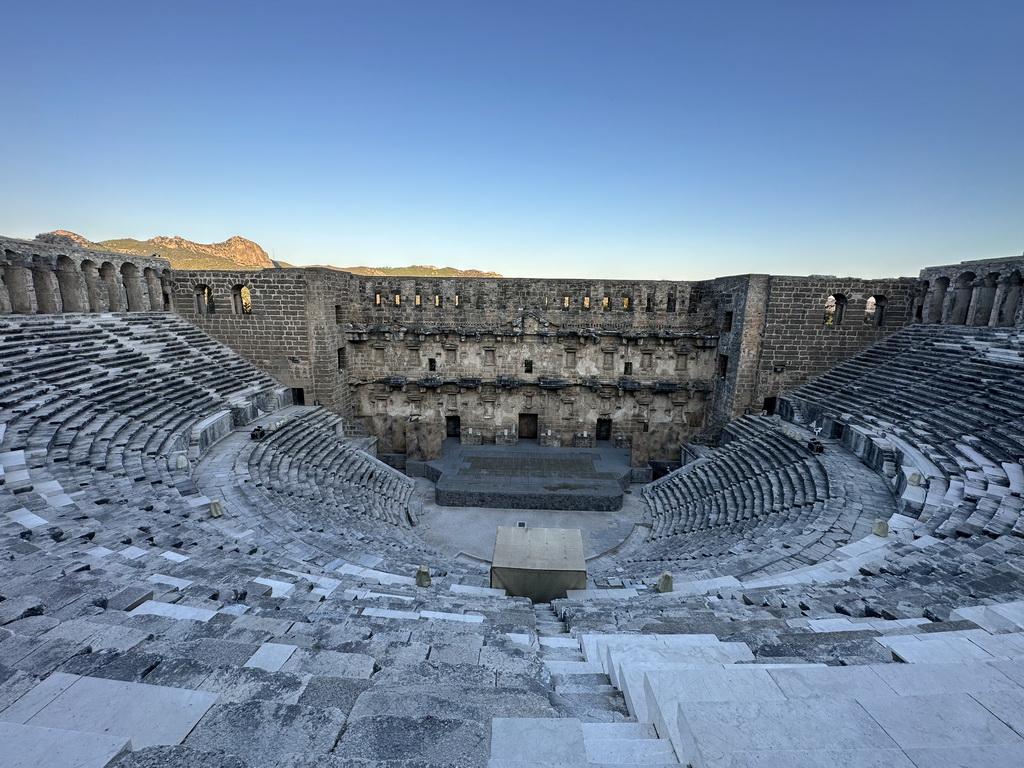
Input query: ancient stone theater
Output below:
<box><xmin>2</xmin><ymin>231</ymin><xmax>1024</xmax><ymax>766</ymax></box>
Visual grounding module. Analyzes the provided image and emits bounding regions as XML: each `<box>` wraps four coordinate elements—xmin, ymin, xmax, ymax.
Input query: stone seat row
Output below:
<box><xmin>781</xmin><ymin>325</ymin><xmax>1024</xmax><ymax>546</ymax></box>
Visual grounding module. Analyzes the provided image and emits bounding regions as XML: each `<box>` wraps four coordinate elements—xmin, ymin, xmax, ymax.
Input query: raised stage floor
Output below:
<box><xmin>429</xmin><ymin>438</ymin><xmax>632</xmax><ymax>511</ymax></box>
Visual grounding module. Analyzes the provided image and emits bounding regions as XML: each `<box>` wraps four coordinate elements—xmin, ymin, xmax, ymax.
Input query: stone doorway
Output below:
<box><xmin>446</xmin><ymin>415</ymin><xmax>461</xmax><ymax>438</ymax></box>
<box><xmin>291</xmin><ymin>388</ymin><xmax>305</xmax><ymax>405</ymax></box>
<box><xmin>518</xmin><ymin>413</ymin><xmax>538</xmax><ymax>440</ymax></box>
<box><xmin>596</xmin><ymin>418</ymin><xmax>612</xmax><ymax>441</ymax></box>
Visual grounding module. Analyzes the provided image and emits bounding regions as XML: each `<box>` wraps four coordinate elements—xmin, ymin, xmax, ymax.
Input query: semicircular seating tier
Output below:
<box><xmin>779</xmin><ymin>324</ymin><xmax>1024</xmax><ymax>541</ymax></box>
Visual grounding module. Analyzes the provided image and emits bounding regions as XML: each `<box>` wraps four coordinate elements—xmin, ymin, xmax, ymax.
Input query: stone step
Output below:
<box><xmin>490</xmin><ymin>717</ymin><xmax>679</xmax><ymax>766</ymax></box>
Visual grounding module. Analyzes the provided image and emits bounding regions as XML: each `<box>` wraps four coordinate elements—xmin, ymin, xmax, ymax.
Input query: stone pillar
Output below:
<box><xmin>56</xmin><ymin>259</ymin><xmax>88</xmax><ymax>312</ymax></box>
<box><xmin>145</xmin><ymin>268</ymin><xmax>163</xmax><ymax>310</ymax></box>
<box><xmin>4</xmin><ymin>262</ymin><xmax>37</xmax><ymax>314</ymax></box>
<box><xmin>32</xmin><ymin>266</ymin><xmax>61</xmax><ymax>313</ymax></box>
<box><xmin>82</xmin><ymin>261</ymin><xmax>106</xmax><ymax>312</ymax></box>
<box><xmin>101</xmin><ymin>263</ymin><xmax>124</xmax><ymax>311</ymax></box>
<box><xmin>121</xmin><ymin>264</ymin><xmax>148</xmax><ymax>311</ymax></box>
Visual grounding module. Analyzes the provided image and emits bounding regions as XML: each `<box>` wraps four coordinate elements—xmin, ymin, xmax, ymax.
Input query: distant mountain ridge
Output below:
<box><xmin>35</xmin><ymin>230</ymin><xmax>502</xmax><ymax>277</ymax></box>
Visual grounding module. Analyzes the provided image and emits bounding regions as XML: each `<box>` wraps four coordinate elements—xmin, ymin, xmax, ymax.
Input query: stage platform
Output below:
<box><xmin>429</xmin><ymin>438</ymin><xmax>631</xmax><ymax>511</ymax></box>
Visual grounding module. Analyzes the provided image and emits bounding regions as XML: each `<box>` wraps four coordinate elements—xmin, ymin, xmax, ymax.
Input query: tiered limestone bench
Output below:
<box><xmin>780</xmin><ymin>324</ymin><xmax>1024</xmax><ymax>543</ymax></box>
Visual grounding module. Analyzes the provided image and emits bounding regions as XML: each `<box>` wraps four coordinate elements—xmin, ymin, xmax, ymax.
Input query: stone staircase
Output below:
<box><xmin>487</xmin><ymin>605</ymin><xmax>680</xmax><ymax>766</ymax></box>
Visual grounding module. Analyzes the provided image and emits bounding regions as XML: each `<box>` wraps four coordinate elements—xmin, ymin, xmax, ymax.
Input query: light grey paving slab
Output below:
<box><xmin>160</xmin><ymin>551</ymin><xmax>189</xmax><ymax>563</ymax></box>
<box><xmin>450</xmin><ymin>583</ymin><xmax>506</xmax><ymax>597</ymax></box>
<box><xmin>147</xmin><ymin>573</ymin><xmax>193</xmax><ymax>590</ymax></box>
<box><xmin>608</xmin><ymin>643</ymin><xmax>753</xmax><ymax>687</ymax></box>
<box><xmin>884</xmin><ymin>635</ymin><xmax>996</xmax><ymax>664</ymax></box>
<box><xmin>989</xmin><ymin>659</ymin><xmax>1024</xmax><ymax>688</ymax></box>
<box><xmin>243</xmin><ymin>642</ymin><xmax>297</xmax><ymax>672</ymax></box>
<box><xmin>129</xmin><ymin>600</ymin><xmax>217</xmax><ymax>623</ymax></box>
<box><xmin>280</xmin><ymin>649</ymin><xmax>375</xmax><ymax>678</ymax></box>
<box><xmin>722</xmin><ymin>748</ymin><xmax>915</xmax><ymax>767</ymax></box>
<box><xmin>0</xmin><ymin>721</ymin><xmax>131</xmax><ymax>768</ymax></box>
<box><xmin>7</xmin><ymin>508</ymin><xmax>48</xmax><ymax>528</ymax></box>
<box><xmin>950</xmin><ymin>605</ymin><xmax>1020</xmax><ymax>632</ymax></box>
<box><xmin>859</xmin><ymin>692</ymin><xmax>1022</xmax><ymax>750</ymax></box>
<box><xmin>768</xmin><ymin>664</ymin><xmax>896</xmax><ymax>700</ymax></box>
<box><xmin>361</xmin><ymin>607</ymin><xmax>420</xmax><ymax>620</ymax></box>
<box><xmin>971</xmin><ymin>688</ymin><xmax>1024</xmax><ymax>737</ymax></box>
<box><xmin>490</xmin><ymin>717</ymin><xmax>585</xmax><ymax>764</ymax></box>
<box><xmin>647</xmin><ymin>666</ymin><xmax>787</xmax><ymax>751</ymax></box>
<box><xmin>252</xmin><ymin>577</ymin><xmax>294</xmax><ymax>597</ymax></box>
<box><xmin>420</xmin><ymin>609</ymin><xmax>484</xmax><ymax>623</ymax></box>
<box><xmin>873</xmin><ymin>661</ymin><xmax>1023</xmax><ymax>696</ymax></box>
<box><xmin>581</xmin><ymin>721</ymin><xmax>658</xmax><ymax>740</ymax></box>
<box><xmin>86</xmin><ymin>547</ymin><xmax>115</xmax><ymax>559</ymax></box>
<box><xmin>583</xmin><ymin>735</ymin><xmax>677</xmax><ymax>764</ymax></box>
<box><xmin>0</xmin><ymin>671</ymin><xmax>79</xmax><ymax>722</ymax></box>
<box><xmin>674</xmin><ymin>698</ymin><xmax>898</xmax><ymax>766</ymax></box>
<box><xmin>539</xmin><ymin>637</ymin><xmax>581</xmax><ymax>649</ymax></box>
<box><xmin>3</xmin><ymin>673</ymin><xmax>220</xmax><ymax>748</ymax></box>
<box><xmin>904</xmin><ymin>743</ymin><xmax>1024</xmax><ymax>767</ymax></box>
<box><xmin>118</xmin><ymin>546</ymin><xmax>148</xmax><ymax>560</ymax></box>
<box><xmin>966</xmin><ymin>631</ymin><xmax>1024</xmax><ymax>659</ymax></box>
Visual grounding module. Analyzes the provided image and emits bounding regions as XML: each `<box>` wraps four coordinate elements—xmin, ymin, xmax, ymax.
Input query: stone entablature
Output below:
<box><xmin>0</xmin><ymin>235</ymin><xmax>172</xmax><ymax>315</ymax></box>
<box><xmin>918</xmin><ymin>255</ymin><xmax>1024</xmax><ymax>327</ymax></box>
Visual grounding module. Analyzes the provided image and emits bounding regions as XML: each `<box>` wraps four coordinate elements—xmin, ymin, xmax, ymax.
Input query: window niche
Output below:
<box><xmin>231</xmin><ymin>285</ymin><xmax>252</xmax><ymax>315</ymax></box>
<box><xmin>823</xmin><ymin>294</ymin><xmax>847</xmax><ymax>326</ymax></box>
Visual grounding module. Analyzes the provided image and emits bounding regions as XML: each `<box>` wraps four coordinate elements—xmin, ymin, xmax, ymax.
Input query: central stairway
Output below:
<box><xmin>487</xmin><ymin>606</ymin><xmax>680</xmax><ymax>766</ymax></box>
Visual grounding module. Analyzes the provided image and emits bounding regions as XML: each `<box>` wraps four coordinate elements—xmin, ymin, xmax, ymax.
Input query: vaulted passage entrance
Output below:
<box><xmin>446</xmin><ymin>415</ymin><xmax>461</xmax><ymax>438</ymax></box>
<box><xmin>596</xmin><ymin>418</ymin><xmax>612</xmax><ymax>441</ymax></box>
<box><xmin>518</xmin><ymin>413</ymin><xmax>538</xmax><ymax>439</ymax></box>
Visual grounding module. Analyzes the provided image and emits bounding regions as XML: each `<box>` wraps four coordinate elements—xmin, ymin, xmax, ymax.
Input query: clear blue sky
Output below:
<box><xmin>2</xmin><ymin>1</ymin><xmax>1021</xmax><ymax>280</ymax></box>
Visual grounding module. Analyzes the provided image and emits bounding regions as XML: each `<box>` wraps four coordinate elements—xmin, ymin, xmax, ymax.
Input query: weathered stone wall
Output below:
<box><xmin>744</xmin><ymin>275</ymin><xmax>919</xmax><ymax>414</ymax></box>
<box><xmin>170</xmin><ymin>269</ymin><xmax>329</xmax><ymax>400</ymax></box>
<box><xmin>346</xmin><ymin>276</ymin><xmax>713</xmax><ymax>331</ymax></box>
<box><xmin>341</xmin><ymin>274</ymin><xmax>729</xmax><ymax>457</ymax></box>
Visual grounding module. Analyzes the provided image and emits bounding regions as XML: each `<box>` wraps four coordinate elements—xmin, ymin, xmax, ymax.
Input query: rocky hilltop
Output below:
<box><xmin>36</xmin><ymin>230</ymin><xmax>274</xmax><ymax>271</ymax></box>
<box><xmin>34</xmin><ymin>230</ymin><xmax>502</xmax><ymax>276</ymax></box>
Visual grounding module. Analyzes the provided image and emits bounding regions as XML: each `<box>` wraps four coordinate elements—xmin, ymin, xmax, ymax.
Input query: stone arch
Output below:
<box><xmin>120</xmin><ymin>262</ymin><xmax>147</xmax><ymax>311</ymax></box>
<box><xmin>56</xmin><ymin>255</ymin><xmax>87</xmax><ymax>312</ymax></box>
<box><xmin>863</xmin><ymin>295</ymin><xmax>887</xmax><ymax>326</ymax></box>
<box><xmin>31</xmin><ymin>255</ymin><xmax>60</xmax><ymax>314</ymax></box>
<box><xmin>969</xmin><ymin>272</ymin><xmax>1000</xmax><ymax>326</ymax></box>
<box><xmin>81</xmin><ymin>260</ymin><xmax>105</xmax><ymax>312</ymax></box>
<box><xmin>996</xmin><ymin>270</ymin><xmax>1022</xmax><ymax>327</ymax></box>
<box><xmin>194</xmin><ymin>283</ymin><xmax>215</xmax><ymax>314</ymax></box>
<box><xmin>231</xmin><ymin>284</ymin><xmax>252</xmax><ymax>314</ymax></box>
<box><xmin>926</xmin><ymin>277</ymin><xmax>949</xmax><ymax>323</ymax></box>
<box><xmin>823</xmin><ymin>293</ymin><xmax>847</xmax><ymax>326</ymax></box>
<box><xmin>101</xmin><ymin>262</ymin><xmax>125</xmax><ymax>311</ymax></box>
<box><xmin>948</xmin><ymin>271</ymin><xmax>976</xmax><ymax>325</ymax></box>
